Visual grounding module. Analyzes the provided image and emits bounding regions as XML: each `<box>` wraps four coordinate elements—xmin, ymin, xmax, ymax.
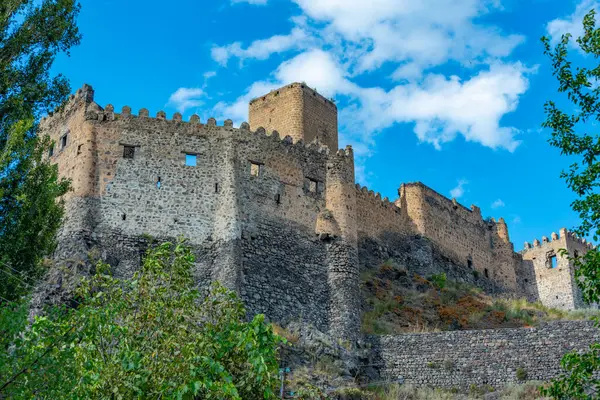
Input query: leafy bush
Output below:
<box><xmin>516</xmin><ymin>367</ymin><xmax>528</xmax><ymax>381</ymax></box>
<box><xmin>428</xmin><ymin>273</ymin><xmax>447</xmax><ymax>289</ymax></box>
<box><xmin>0</xmin><ymin>240</ymin><xmax>281</xmax><ymax>399</ymax></box>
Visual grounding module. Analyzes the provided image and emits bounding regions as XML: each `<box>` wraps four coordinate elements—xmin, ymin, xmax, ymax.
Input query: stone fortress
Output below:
<box><xmin>41</xmin><ymin>82</ymin><xmax>595</xmax><ymax>343</ymax></box>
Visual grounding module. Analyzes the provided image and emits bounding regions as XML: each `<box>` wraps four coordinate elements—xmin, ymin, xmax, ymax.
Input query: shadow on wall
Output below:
<box><xmin>357</xmin><ymin>233</ymin><xmax>506</xmax><ymax>296</ymax></box>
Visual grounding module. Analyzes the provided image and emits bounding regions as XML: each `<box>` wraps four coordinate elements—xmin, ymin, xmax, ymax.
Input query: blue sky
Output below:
<box><xmin>51</xmin><ymin>0</ymin><xmax>596</xmax><ymax>249</ymax></box>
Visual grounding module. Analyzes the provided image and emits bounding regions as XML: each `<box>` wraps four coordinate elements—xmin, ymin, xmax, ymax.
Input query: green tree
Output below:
<box><xmin>0</xmin><ymin>240</ymin><xmax>282</xmax><ymax>399</ymax></box>
<box><xmin>0</xmin><ymin>0</ymin><xmax>80</xmax><ymax>300</ymax></box>
<box><xmin>540</xmin><ymin>8</ymin><xmax>600</xmax><ymax>399</ymax></box>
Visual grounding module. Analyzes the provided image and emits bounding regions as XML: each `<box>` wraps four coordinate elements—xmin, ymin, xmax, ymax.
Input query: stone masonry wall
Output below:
<box><xmin>521</xmin><ymin>229</ymin><xmax>594</xmax><ymax>310</ymax></box>
<box><xmin>301</xmin><ymin>86</ymin><xmax>338</xmax><ymax>151</ymax></box>
<box><xmin>398</xmin><ymin>183</ymin><xmax>518</xmax><ymax>291</ymax></box>
<box><xmin>398</xmin><ymin>183</ymin><xmax>492</xmax><ymax>272</ymax></box>
<box><xmin>370</xmin><ymin>321</ymin><xmax>600</xmax><ymax>388</ymax></box>
<box><xmin>40</xmin><ymin>88</ymin><xmax>349</xmax><ymax>336</ymax></box>
<box><xmin>249</xmin><ymin>85</ymin><xmax>304</xmax><ymax>146</ymax></box>
<box><xmin>355</xmin><ymin>185</ymin><xmax>406</xmax><ymax>243</ymax></box>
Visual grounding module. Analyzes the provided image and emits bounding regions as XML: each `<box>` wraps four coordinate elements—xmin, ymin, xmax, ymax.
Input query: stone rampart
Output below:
<box><xmin>355</xmin><ymin>185</ymin><xmax>406</xmax><ymax>243</ymax></box>
<box><xmin>369</xmin><ymin>321</ymin><xmax>600</xmax><ymax>388</ymax></box>
<box><xmin>398</xmin><ymin>183</ymin><xmax>518</xmax><ymax>290</ymax></box>
<box><xmin>40</xmin><ymin>88</ymin><xmax>355</xmax><ymax>336</ymax></box>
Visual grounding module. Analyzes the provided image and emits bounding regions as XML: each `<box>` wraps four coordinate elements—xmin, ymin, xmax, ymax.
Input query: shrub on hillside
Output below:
<box><xmin>0</xmin><ymin>240</ymin><xmax>281</xmax><ymax>399</ymax></box>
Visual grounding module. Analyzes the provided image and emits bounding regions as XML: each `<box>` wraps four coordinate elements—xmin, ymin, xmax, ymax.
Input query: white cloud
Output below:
<box><xmin>491</xmin><ymin>199</ymin><xmax>505</xmax><ymax>209</ymax></box>
<box><xmin>212</xmin><ymin>28</ymin><xmax>310</xmax><ymax>66</ymax></box>
<box><xmin>547</xmin><ymin>0</ymin><xmax>599</xmax><ymax>44</ymax></box>
<box><xmin>275</xmin><ymin>49</ymin><xmax>355</xmax><ymax>97</ymax></box>
<box><xmin>231</xmin><ymin>0</ymin><xmax>268</xmax><ymax>4</ymax></box>
<box><xmin>351</xmin><ymin>62</ymin><xmax>530</xmax><ymax>151</ymax></box>
<box><xmin>214</xmin><ymin>50</ymin><xmax>530</xmax><ymax>156</ymax></box>
<box><xmin>512</xmin><ymin>216</ymin><xmax>522</xmax><ymax>225</ymax></box>
<box><xmin>211</xmin><ymin>0</ymin><xmax>533</xmax><ymax>158</ymax></box>
<box><xmin>167</xmin><ymin>88</ymin><xmax>204</xmax><ymax>113</ymax></box>
<box><xmin>292</xmin><ymin>0</ymin><xmax>524</xmax><ymax>78</ymax></box>
<box><xmin>203</xmin><ymin>71</ymin><xmax>217</xmax><ymax>80</ymax></box>
<box><xmin>213</xmin><ymin>81</ymin><xmax>281</xmax><ymax>124</ymax></box>
<box><xmin>450</xmin><ymin>179</ymin><xmax>468</xmax><ymax>199</ymax></box>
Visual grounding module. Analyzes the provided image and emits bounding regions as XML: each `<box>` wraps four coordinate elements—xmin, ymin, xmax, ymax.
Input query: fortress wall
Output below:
<box><xmin>400</xmin><ymin>183</ymin><xmax>495</xmax><ymax>277</ymax></box>
<box><xmin>41</xmin><ymin>90</ymin><xmax>339</xmax><ymax>330</ymax></box>
<box><xmin>370</xmin><ymin>321</ymin><xmax>600</xmax><ymax>388</ymax></box>
<box><xmin>232</xmin><ymin>127</ymin><xmax>332</xmax><ymax>331</ymax></box>
<box><xmin>90</xmin><ymin>117</ymin><xmax>229</xmax><ymax>244</ymax></box>
<box><xmin>564</xmin><ymin>233</ymin><xmax>593</xmax><ymax>309</ymax></box>
<box><xmin>521</xmin><ymin>230</ymin><xmax>592</xmax><ymax>310</ymax></box>
<box><xmin>232</xmin><ymin>128</ymin><xmax>329</xmax><ymax>232</ymax></box>
<box><xmin>355</xmin><ymin>185</ymin><xmax>406</xmax><ymax>243</ymax></box>
<box><xmin>240</xmin><ymin>221</ymin><xmax>329</xmax><ymax>331</ymax></box>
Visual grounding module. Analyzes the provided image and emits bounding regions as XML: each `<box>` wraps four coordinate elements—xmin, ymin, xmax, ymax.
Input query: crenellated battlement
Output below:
<box><xmin>354</xmin><ymin>184</ymin><xmax>399</xmax><ymax>211</ymax></box>
<box><xmin>523</xmin><ymin>228</ymin><xmax>595</xmax><ymax>251</ymax></box>
<box><xmin>41</xmin><ymin>86</ymin><xmax>356</xmax><ymax>161</ymax></box>
<box><xmin>401</xmin><ymin>182</ymin><xmax>486</xmax><ymax>225</ymax></box>
<box><xmin>249</xmin><ymin>82</ymin><xmax>337</xmax><ymax>110</ymax></box>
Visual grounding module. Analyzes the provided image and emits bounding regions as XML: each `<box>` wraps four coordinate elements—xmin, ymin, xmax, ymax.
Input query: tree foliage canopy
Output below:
<box><xmin>0</xmin><ymin>0</ymin><xmax>80</xmax><ymax>300</ymax></box>
<box><xmin>540</xmin><ymin>8</ymin><xmax>600</xmax><ymax>399</ymax></box>
<box><xmin>0</xmin><ymin>240</ymin><xmax>282</xmax><ymax>399</ymax></box>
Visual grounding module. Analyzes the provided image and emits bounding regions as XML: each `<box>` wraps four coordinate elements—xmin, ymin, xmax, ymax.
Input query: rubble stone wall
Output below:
<box><xmin>370</xmin><ymin>321</ymin><xmax>600</xmax><ymax>388</ymax></box>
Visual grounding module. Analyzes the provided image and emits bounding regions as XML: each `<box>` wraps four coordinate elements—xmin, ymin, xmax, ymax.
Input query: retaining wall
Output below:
<box><xmin>369</xmin><ymin>321</ymin><xmax>600</xmax><ymax>388</ymax></box>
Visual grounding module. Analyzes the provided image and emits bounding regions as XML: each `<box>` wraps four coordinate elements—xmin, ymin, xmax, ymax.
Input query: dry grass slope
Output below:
<box><xmin>361</xmin><ymin>260</ymin><xmax>600</xmax><ymax>334</ymax></box>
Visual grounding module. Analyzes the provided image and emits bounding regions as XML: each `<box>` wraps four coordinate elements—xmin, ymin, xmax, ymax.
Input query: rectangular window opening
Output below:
<box><xmin>123</xmin><ymin>145</ymin><xmax>135</xmax><ymax>159</ymax></box>
<box><xmin>250</xmin><ymin>161</ymin><xmax>262</xmax><ymax>177</ymax></box>
<box><xmin>551</xmin><ymin>255</ymin><xmax>558</xmax><ymax>269</ymax></box>
<box><xmin>215</xmin><ymin>183</ymin><xmax>219</xmax><ymax>193</ymax></box>
<box><xmin>484</xmin><ymin>268</ymin><xmax>489</xmax><ymax>278</ymax></box>
<box><xmin>60</xmin><ymin>134</ymin><xmax>68</xmax><ymax>150</ymax></box>
<box><xmin>48</xmin><ymin>145</ymin><xmax>54</xmax><ymax>157</ymax></box>
<box><xmin>275</xmin><ymin>193</ymin><xmax>281</xmax><ymax>204</ymax></box>
<box><xmin>467</xmin><ymin>259</ymin><xmax>473</xmax><ymax>269</ymax></box>
<box><xmin>185</xmin><ymin>153</ymin><xmax>197</xmax><ymax>167</ymax></box>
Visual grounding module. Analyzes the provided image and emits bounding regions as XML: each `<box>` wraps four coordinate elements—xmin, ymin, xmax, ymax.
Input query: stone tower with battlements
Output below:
<box><xmin>520</xmin><ymin>229</ymin><xmax>595</xmax><ymax>309</ymax></box>
<box><xmin>249</xmin><ymin>83</ymin><xmax>338</xmax><ymax>151</ymax></box>
<box><xmin>39</xmin><ymin>82</ymin><xmax>595</xmax><ymax>343</ymax></box>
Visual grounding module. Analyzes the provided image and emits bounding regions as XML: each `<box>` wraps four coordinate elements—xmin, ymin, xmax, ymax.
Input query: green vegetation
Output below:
<box><xmin>0</xmin><ymin>240</ymin><xmax>281</xmax><ymax>399</ymax></box>
<box><xmin>516</xmin><ymin>367</ymin><xmax>528</xmax><ymax>382</ymax></box>
<box><xmin>0</xmin><ymin>0</ymin><xmax>81</xmax><ymax>300</ymax></box>
<box><xmin>361</xmin><ymin>261</ymin><xmax>600</xmax><ymax>335</ymax></box>
<box><xmin>330</xmin><ymin>382</ymin><xmax>547</xmax><ymax>399</ymax></box>
<box><xmin>539</xmin><ymin>6</ymin><xmax>600</xmax><ymax>399</ymax></box>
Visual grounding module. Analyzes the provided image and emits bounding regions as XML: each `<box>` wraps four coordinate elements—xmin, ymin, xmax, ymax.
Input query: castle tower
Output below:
<box><xmin>39</xmin><ymin>84</ymin><xmax>103</xmax><ymax>260</ymax></box>
<box><xmin>495</xmin><ymin>217</ymin><xmax>510</xmax><ymax>242</ymax></box>
<box><xmin>248</xmin><ymin>83</ymin><xmax>338</xmax><ymax>150</ymax></box>
<box><xmin>490</xmin><ymin>218</ymin><xmax>518</xmax><ymax>291</ymax></box>
<box><xmin>521</xmin><ymin>228</ymin><xmax>594</xmax><ymax>310</ymax></box>
<box><xmin>323</xmin><ymin>146</ymin><xmax>360</xmax><ymax>341</ymax></box>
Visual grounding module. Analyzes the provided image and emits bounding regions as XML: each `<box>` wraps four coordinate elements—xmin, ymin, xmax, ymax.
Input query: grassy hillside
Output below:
<box><xmin>361</xmin><ymin>261</ymin><xmax>600</xmax><ymax>335</ymax></box>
